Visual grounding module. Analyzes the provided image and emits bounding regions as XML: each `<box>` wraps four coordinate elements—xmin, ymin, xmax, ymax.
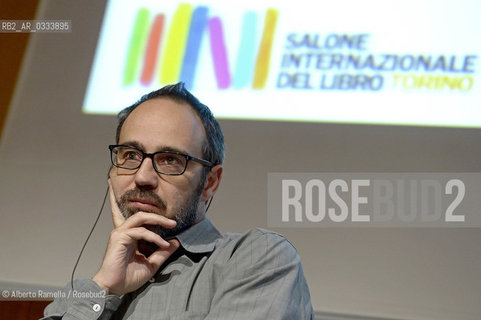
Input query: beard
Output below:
<box><xmin>117</xmin><ymin>174</ymin><xmax>205</xmax><ymax>240</ymax></box>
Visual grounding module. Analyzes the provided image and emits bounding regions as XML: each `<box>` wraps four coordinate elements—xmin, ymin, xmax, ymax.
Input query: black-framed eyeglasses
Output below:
<box><xmin>109</xmin><ymin>145</ymin><xmax>214</xmax><ymax>175</ymax></box>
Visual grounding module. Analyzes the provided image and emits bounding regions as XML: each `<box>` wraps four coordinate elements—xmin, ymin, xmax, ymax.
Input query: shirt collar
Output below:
<box><xmin>175</xmin><ymin>218</ymin><xmax>222</xmax><ymax>253</ymax></box>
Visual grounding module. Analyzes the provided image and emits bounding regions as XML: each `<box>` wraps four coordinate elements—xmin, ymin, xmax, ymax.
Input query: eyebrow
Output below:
<box><xmin>120</xmin><ymin>140</ymin><xmax>191</xmax><ymax>156</ymax></box>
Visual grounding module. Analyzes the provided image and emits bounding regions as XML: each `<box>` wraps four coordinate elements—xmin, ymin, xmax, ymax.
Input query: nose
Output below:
<box><xmin>134</xmin><ymin>157</ymin><xmax>159</xmax><ymax>189</ymax></box>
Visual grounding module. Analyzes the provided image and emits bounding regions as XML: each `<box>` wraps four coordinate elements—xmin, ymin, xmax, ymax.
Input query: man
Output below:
<box><xmin>43</xmin><ymin>83</ymin><xmax>314</xmax><ymax>319</ymax></box>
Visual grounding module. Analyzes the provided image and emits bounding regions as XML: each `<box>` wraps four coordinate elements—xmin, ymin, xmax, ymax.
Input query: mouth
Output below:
<box><xmin>128</xmin><ymin>198</ymin><xmax>160</xmax><ymax>212</ymax></box>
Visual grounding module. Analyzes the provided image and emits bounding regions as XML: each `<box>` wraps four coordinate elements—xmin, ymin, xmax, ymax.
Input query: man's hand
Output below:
<box><xmin>92</xmin><ymin>181</ymin><xmax>180</xmax><ymax>296</ymax></box>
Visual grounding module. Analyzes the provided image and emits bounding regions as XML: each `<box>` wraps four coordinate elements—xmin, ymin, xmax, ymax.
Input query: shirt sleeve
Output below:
<box><xmin>41</xmin><ymin>279</ymin><xmax>122</xmax><ymax>320</ymax></box>
<box><xmin>203</xmin><ymin>229</ymin><xmax>314</xmax><ymax>320</ymax></box>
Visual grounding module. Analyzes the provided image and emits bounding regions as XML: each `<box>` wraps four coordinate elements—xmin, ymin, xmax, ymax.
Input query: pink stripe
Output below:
<box><xmin>208</xmin><ymin>17</ymin><xmax>230</xmax><ymax>89</ymax></box>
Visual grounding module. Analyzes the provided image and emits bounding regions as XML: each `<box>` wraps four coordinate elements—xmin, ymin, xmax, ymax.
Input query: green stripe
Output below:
<box><xmin>123</xmin><ymin>8</ymin><xmax>150</xmax><ymax>85</ymax></box>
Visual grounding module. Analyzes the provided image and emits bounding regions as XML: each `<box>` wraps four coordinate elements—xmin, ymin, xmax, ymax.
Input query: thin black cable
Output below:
<box><xmin>205</xmin><ymin>195</ymin><xmax>214</xmax><ymax>213</ymax></box>
<box><xmin>70</xmin><ymin>187</ymin><xmax>109</xmax><ymax>291</ymax></box>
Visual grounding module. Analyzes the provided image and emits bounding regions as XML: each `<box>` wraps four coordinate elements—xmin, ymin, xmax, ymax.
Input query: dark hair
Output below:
<box><xmin>116</xmin><ymin>83</ymin><xmax>225</xmax><ymax>166</ymax></box>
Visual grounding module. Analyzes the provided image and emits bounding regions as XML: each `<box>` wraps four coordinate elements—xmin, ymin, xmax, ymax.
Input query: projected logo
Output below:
<box><xmin>123</xmin><ymin>4</ymin><xmax>279</xmax><ymax>90</ymax></box>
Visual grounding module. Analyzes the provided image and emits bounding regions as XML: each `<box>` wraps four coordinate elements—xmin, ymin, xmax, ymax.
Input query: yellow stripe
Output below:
<box><xmin>252</xmin><ymin>8</ymin><xmax>279</xmax><ymax>89</ymax></box>
<box><xmin>160</xmin><ymin>3</ymin><xmax>193</xmax><ymax>84</ymax></box>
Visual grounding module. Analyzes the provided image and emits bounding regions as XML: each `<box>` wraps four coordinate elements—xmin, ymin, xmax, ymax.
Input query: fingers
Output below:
<box><xmin>123</xmin><ymin>226</ymin><xmax>171</xmax><ymax>249</ymax></box>
<box><xmin>108</xmin><ymin>179</ymin><xmax>125</xmax><ymax>228</ymax></box>
<box><xmin>148</xmin><ymin>239</ymin><xmax>180</xmax><ymax>269</ymax></box>
<box><xmin>109</xmin><ymin>212</ymin><xmax>177</xmax><ymax>251</ymax></box>
<box><xmin>121</xmin><ymin>211</ymin><xmax>177</xmax><ymax>230</ymax></box>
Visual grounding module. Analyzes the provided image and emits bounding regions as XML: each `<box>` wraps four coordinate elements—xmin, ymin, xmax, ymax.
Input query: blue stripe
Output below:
<box><xmin>180</xmin><ymin>6</ymin><xmax>209</xmax><ymax>90</ymax></box>
<box><xmin>233</xmin><ymin>11</ymin><xmax>257</xmax><ymax>89</ymax></box>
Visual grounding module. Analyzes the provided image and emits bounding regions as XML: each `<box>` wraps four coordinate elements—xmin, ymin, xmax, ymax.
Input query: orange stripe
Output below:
<box><xmin>141</xmin><ymin>14</ymin><xmax>165</xmax><ymax>85</ymax></box>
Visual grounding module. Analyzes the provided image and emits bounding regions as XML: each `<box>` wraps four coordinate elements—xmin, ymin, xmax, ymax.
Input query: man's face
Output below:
<box><xmin>109</xmin><ymin>98</ymin><xmax>208</xmax><ymax>238</ymax></box>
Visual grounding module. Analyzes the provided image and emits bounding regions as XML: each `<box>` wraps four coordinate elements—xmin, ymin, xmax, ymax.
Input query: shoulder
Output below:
<box><xmin>213</xmin><ymin>228</ymin><xmax>301</xmax><ymax>269</ymax></box>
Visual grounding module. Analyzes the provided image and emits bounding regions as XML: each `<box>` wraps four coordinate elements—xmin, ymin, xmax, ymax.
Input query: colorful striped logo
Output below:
<box><xmin>122</xmin><ymin>4</ymin><xmax>279</xmax><ymax>90</ymax></box>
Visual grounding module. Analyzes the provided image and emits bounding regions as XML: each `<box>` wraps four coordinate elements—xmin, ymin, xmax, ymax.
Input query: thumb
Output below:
<box><xmin>108</xmin><ymin>179</ymin><xmax>125</xmax><ymax>228</ymax></box>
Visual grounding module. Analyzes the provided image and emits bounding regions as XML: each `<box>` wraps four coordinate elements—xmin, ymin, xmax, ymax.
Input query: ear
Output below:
<box><xmin>201</xmin><ymin>165</ymin><xmax>223</xmax><ymax>202</ymax></box>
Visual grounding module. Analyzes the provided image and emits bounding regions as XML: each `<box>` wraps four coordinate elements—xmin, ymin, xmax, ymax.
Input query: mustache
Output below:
<box><xmin>119</xmin><ymin>188</ymin><xmax>167</xmax><ymax>213</ymax></box>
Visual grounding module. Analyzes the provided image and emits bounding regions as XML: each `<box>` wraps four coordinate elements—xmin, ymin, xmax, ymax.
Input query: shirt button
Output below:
<box><xmin>149</xmin><ymin>277</ymin><xmax>155</xmax><ymax>283</ymax></box>
<box><xmin>93</xmin><ymin>304</ymin><xmax>101</xmax><ymax>312</ymax></box>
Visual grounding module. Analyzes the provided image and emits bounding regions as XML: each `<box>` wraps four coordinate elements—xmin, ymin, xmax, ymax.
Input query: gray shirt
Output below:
<box><xmin>43</xmin><ymin>218</ymin><xmax>314</xmax><ymax>319</ymax></box>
